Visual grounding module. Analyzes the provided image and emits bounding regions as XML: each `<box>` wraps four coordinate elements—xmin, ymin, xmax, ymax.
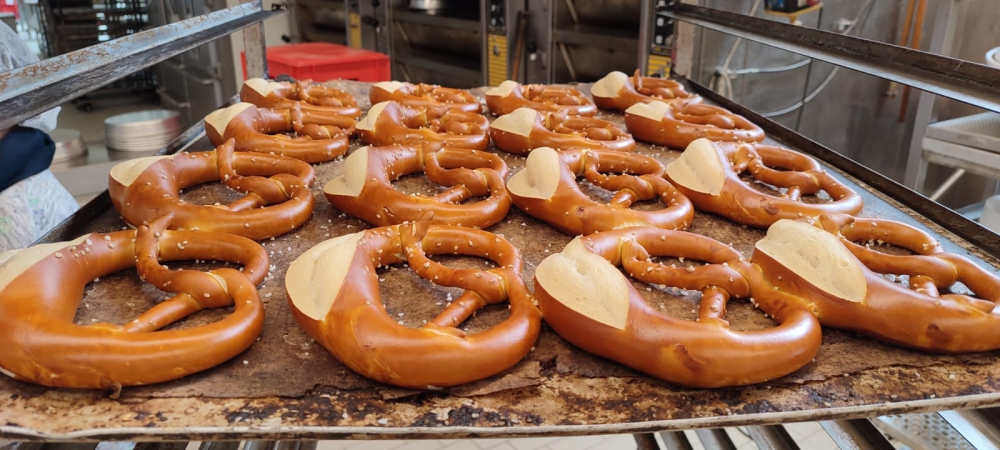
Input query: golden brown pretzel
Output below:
<box><xmin>286</xmin><ymin>216</ymin><xmax>542</xmax><ymax>389</ymax></box>
<box><xmin>204</xmin><ymin>102</ymin><xmax>352</xmax><ymax>164</ymax></box>
<box><xmin>0</xmin><ymin>214</ymin><xmax>267</xmax><ymax>396</ymax></box>
<box><xmin>507</xmin><ymin>147</ymin><xmax>693</xmax><ymax>235</ymax></box>
<box><xmin>664</xmin><ymin>139</ymin><xmax>863</xmax><ymax>228</ymax></box>
<box><xmin>533</xmin><ymin>227</ymin><xmax>822</xmax><ymax>388</ymax></box>
<box><xmin>240</xmin><ymin>78</ymin><xmax>362</xmax><ymax>118</ymax></box>
<box><xmin>485</xmin><ymin>80</ymin><xmax>597</xmax><ymax>116</ymax></box>
<box><xmin>109</xmin><ymin>139</ymin><xmax>316</xmax><ymax>241</ymax></box>
<box><xmin>356</xmin><ymin>101</ymin><xmax>490</xmax><ymax>151</ymax></box>
<box><xmin>625</xmin><ymin>100</ymin><xmax>765</xmax><ymax>149</ymax></box>
<box><xmin>324</xmin><ymin>145</ymin><xmax>511</xmax><ymax>229</ymax></box>
<box><xmin>490</xmin><ymin>107</ymin><xmax>635</xmax><ymax>155</ymax></box>
<box><xmin>591</xmin><ymin>70</ymin><xmax>702</xmax><ymax>112</ymax></box>
<box><xmin>752</xmin><ymin>214</ymin><xmax>1000</xmax><ymax>354</ymax></box>
<box><xmin>369</xmin><ymin>81</ymin><xmax>482</xmax><ymax>113</ymax></box>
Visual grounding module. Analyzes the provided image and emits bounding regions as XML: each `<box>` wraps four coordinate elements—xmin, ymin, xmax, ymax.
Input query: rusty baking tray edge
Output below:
<box><xmin>4</xmin><ymin>393</ymin><xmax>1000</xmax><ymax>441</ymax></box>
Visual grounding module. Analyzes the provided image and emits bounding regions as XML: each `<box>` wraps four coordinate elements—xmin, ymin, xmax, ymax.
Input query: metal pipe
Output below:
<box><xmin>929</xmin><ymin>169</ymin><xmax>966</xmax><ymax>201</ymax></box>
<box><xmin>660</xmin><ymin>2</ymin><xmax>1000</xmax><ymax>114</ymax></box>
<box><xmin>659</xmin><ymin>431</ymin><xmax>694</xmax><ymax>450</ymax></box>
<box><xmin>694</xmin><ymin>429</ymin><xmax>737</xmax><ymax>450</ymax></box>
<box><xmin>746</xmin><ymin>425</ymin><xmax>801</xmax><ymax>450</ymax></box>
<box><xmin>634</xmin><ymin>433</ymin><xmax>662</xmax><ymax>450</ymax></box>
<box><xmin>0</xmin><ymin>1</ymin><xmax>280</xmax><ymax>131</ymax></box>
<box><xmin>819</xmin><ymin>420</ymin><xmax>896</xmax><ymax>450</ymax></box>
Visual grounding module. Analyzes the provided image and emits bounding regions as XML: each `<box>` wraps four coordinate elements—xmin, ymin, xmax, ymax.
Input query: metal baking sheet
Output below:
<box><xmin>3</xmin><ymin>80</ymin><xmax>1000</xmax><ymax>442</ymax></box>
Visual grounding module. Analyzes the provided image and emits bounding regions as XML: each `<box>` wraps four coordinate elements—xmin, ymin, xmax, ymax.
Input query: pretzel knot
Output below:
<box><xmin>204</xmin><ymin>102</ymin><xmax>352</xmax><ymax>163</ymax></box>
<box><xmin>752</xmin><ymin>215</ymin><xmax>1000</xmax><ymax>353</ymax></box>
<box><xmin>240</xmin><ymin>78</ymin><xmax>362</xmax><ymax>118</ymax></box>
<box><xmin>507</xmin><ymin>147</ymin><xmax>694</xmax><ymax>235</ymax></box>
<box><xmin>369</xmin><ymin>81</ymin><xmax>482</xmax><ymax>113</ymax></box>
<box><xmin>664</xmin><ymin>139</ymin><xmax>862</xmax><ymax>228</ymax></box>
<box><xmin>324</xmin><ymin>145</ymin><xmax>511</xmax><ymax>229</ymax></box>
<box><xmin>0</xmin><ymin>214</ymin><xmax>267</xmax><ymax>396</ymax></box>
<box><xmin>624</xmin><ymin>100</ymin><xmax>764</xmax><ymax>150</ymax></box>
<box><xmin>533</xmin><ymin>227</ymin><xmax>822</xmax><ymax>388</ymax></box>
<box><xmin>109</xmin><ymin>139</ymin><xmax>316</xmax><ymax>241</ymax></box>
<box><xmin>357</xmin><ymin>101</ymin><xmax>490</xmax><ymax>152</ymax></box>
<box><xmin>490</xmin><ymin>107</ymin><xmax>635</xmax><ymax>155</ymax></box>
<box><xmin>485</xmin><ymin>80</ymin><xmax>597</xmax><ymax>116</ymax></box>
<box><xmin>285</xmin><ymin>216</ymin><xmax>542</xmax><ymax>389</ymax></box>
<box><xmin>591</xmin><ymin>70</ymin><xmax>702</xmax><ymax>112</ymax></box>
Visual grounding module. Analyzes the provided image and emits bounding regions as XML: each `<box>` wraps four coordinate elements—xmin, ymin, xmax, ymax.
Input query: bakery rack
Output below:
<box><xmin>4</xmin><ymin>2</ymin><xmax>1000</xmax><ymax>450</ymax></box>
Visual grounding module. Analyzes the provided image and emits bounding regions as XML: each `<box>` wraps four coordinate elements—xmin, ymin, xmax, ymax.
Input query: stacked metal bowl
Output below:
<box><xmin>104</xmin><ymin>110</ymin><xmax>184</xmax><ymax>152</ymax></box>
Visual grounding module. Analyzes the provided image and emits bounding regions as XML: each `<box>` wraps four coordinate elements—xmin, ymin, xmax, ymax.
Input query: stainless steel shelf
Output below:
<box><xmin>553</xmin><ymin>23</ymin><xmax>639</xmax><ymax>49</ymax></box>
<box><xmin>394</xmin><ymin>49</ymin><xmax>482</xmax><ymax>81</ymax></box>
<box><xmin>392</xmin><ymin>7</ymin><xmax>480</xmax><ymax>32</ymax></box>
<box><xmin>0</xmin><ymin>1</ymin><xmax>282</xmax><ymax>131</ymax></box>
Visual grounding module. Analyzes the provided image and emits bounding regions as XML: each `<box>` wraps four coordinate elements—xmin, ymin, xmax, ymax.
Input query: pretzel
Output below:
<box><xmin>0</xmin><ymin>214</ymin><xmax>267</xmax><ymax>396</ymax></box>
<box><xmin>325</xmin><ymin>145</ymin><xmax>511</xmax><ymax>229</ymax></box>
<box><xmin>369</xmin><ymin>81</ymin><xmax>482</xmax><ymax>113</ymax></box>
<box><xmin>204</xmin><ymin>102</ymin><xmax>352</xmax><ymax>164</ymax></box>
<box><xmin>533</xmin><ymin>227</ymin><xmax>822</xmax><ymax>388</ymax></box>
<box><xmin>507</xmin><ymin>147</ymin><xmax>693</xmax><ymax>235</ymax></box>
<box><xmin>109</xmin><ymin>139</ymin><xmax>316</xmax><ymax>241</ymax></box>
<box><xmin>490</xmin><ymin>108</ymin><xmax>635</xmax><ymax>155</ymax></box>
<box><xmin>591</xmin><ymin>70</ymin><xmax>702</xmax><ymax>112</ymax></box>
<box><xmin>664</xmin><ymin>139</ymin><xmax>862</xmax><ymax>228</ymax></box>
<box><xmin>286</xmin><ymin>215</ymin><xmax>542</xmax><ymax>389</ymax></box>
<box><xmin>485</xmin><ymin>80</ymin><xmax>597</xmax><ymax>116</ymax></box>
<box><xmin>753</xmin><ymin>214</ymin><xmax>1000</xmax><ymax>354</ymax></box>
<box><xmin>625</xmin><ymin>101</ymin><xmax>764</xmax><ymax>150</ymax></box>
<box><xmin>357</xmin><ymin>101</ymin><xmax>490</xmax><ymax>151</ymax></box>
<box><xmin>241</xmin><ymin>78</ymin><xmax>362</xmax><ymax>118</ymax></box>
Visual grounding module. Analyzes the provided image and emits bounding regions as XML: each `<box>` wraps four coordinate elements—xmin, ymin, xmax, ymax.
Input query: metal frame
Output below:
<box><xmin>660</xmin><ymin>2</ymin><xmax>1000</xmax><ymax>115</ymax></box>
<box><xmin>0</xmin><ymin>0</ymin><xmax>279</xmax><ymax>131</ymax></box>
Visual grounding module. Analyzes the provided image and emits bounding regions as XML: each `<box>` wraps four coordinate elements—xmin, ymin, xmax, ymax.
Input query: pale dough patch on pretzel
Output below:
<box><xmin>356</xmin><ymin>102</ymin><xmax>389</xmax><ymax>132</ymax></box>
<box><xmin>374</xmin><ymin>81</ymin><xmax>406</xmax><ymax>93</ymax></box>
<box><xmin>244</xmin><ymin>78</ymin><xmax>286</xmax><ymax>96</ymax></box>
<box><xmin>665</xmin><ymin>138</ymin><xmax>726</xmax><ymax>196</ymax></box>
<box><xmin>535</xmin><ymin>237</ymin><xmax>630</xmax><ymax>330</ymax></box>
<box><xmin>0</xmin><ymin>235</ymin><xmax>90</xmax><ymax>293</ymax></box>
<box><xmin>491</xmin><ymin>107</ymin><xmax>538</xmax><ymax>137</ymax></box>
<box><xmin>591</xmin><ymin>71</ymin><xmax>628</xmax><ymax>98</ymax></box>
<box><xmin>323</xmin><ymin>147</ymin><xmax>370</xmax><ymax>197</ymax></box>
<box><xmin>204</xmin><ymin>102</ymin><xmax>255</xmax><ymax>136</ymax></box>
<box><xmin>286</xmin><ymin>232</ymin><xmax>364</xmax><ymax>320</ymax></box>
<box><xmin>109</xmin><ymin>155</ymin><xmax>175</xmax><ymax>187</ymax></box>
<box><xmin>486</xmin><ymin>80</ymin><xmax>519</xmax><ymax>97</ymax></box>
<box><xmin>506</xmin><ymin>146</ymin><xmax>561</xmax><ymax>199</ymax></box>
<box><xmin>625</xmin><ymin>100</ymin><xmax>670</xmax><ymax>121</ymax></box>
<box><xmin>756</xmin><ymin>219</ymin><xmax>867</xmax><ymax>303</ymax></box>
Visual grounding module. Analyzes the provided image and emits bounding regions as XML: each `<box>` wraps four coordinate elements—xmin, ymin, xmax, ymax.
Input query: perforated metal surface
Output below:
<box><xmin>926</xmin><ymin>112</ymin><xmax>1000</xmax><ymax>154</ymax></box>
<box><xmin>875</xmin><ymin>414</ymin><xmax>973</xmax><ymax>450</ymax></box>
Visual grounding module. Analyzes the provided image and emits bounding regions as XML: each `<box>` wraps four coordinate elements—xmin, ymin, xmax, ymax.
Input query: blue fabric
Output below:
<box><xmin>0</xmin><ymin>126</ymin><xmax>56</xmax><ymax>192</ymax></box>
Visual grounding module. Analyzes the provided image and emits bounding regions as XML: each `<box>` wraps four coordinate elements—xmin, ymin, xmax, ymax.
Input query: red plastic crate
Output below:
<box><xmin>241</xmin><ymin>43</ymin><xmax>390</xmax><ymax>82</ymax></box>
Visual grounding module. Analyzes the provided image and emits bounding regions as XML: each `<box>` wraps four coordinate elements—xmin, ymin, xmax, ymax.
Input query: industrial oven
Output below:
<box><xmin>2</xmin><ymin>1</ymin><xmax>1000</xmax><ymax>449</ymax></box>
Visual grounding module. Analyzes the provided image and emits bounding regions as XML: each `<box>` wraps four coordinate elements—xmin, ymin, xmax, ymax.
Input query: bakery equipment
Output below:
<box><xmin>5</xmin><ymin>2</ymin><xmax>1000</xmax><ymax>449</ymax></box>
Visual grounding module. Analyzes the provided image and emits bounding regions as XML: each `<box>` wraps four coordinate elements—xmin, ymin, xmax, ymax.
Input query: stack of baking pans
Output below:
<box><xmin>104</xmin><ymin>110</ymin><xmax>184</xmax><ymax>152</ymax></box>
<box><xmin>49</xmin><ymin>128</ymin><xmax>88</xmax><ymax>163</ymax></box>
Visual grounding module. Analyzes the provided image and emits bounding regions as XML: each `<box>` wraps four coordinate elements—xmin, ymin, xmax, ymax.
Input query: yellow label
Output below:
<box><xmin>349</xmin><ymin>13</ymin><xmax>362</xmax><ymax>49</ymax></box>
<box><xmin>487</xmin><ymin>34</ymin><xmax>509</xmax><ymax>87</ymax></box>
<box><xmin>646</xmin><ymin>54</ymin><xmax>671</xmax><ymax>78</ymax></box>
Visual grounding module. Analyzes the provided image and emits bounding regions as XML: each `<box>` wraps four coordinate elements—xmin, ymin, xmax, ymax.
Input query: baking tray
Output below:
<box><xmin>3</xmin><ymin>79</ymin><xmax>1000</xmax><ymax>442</ymax></box>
